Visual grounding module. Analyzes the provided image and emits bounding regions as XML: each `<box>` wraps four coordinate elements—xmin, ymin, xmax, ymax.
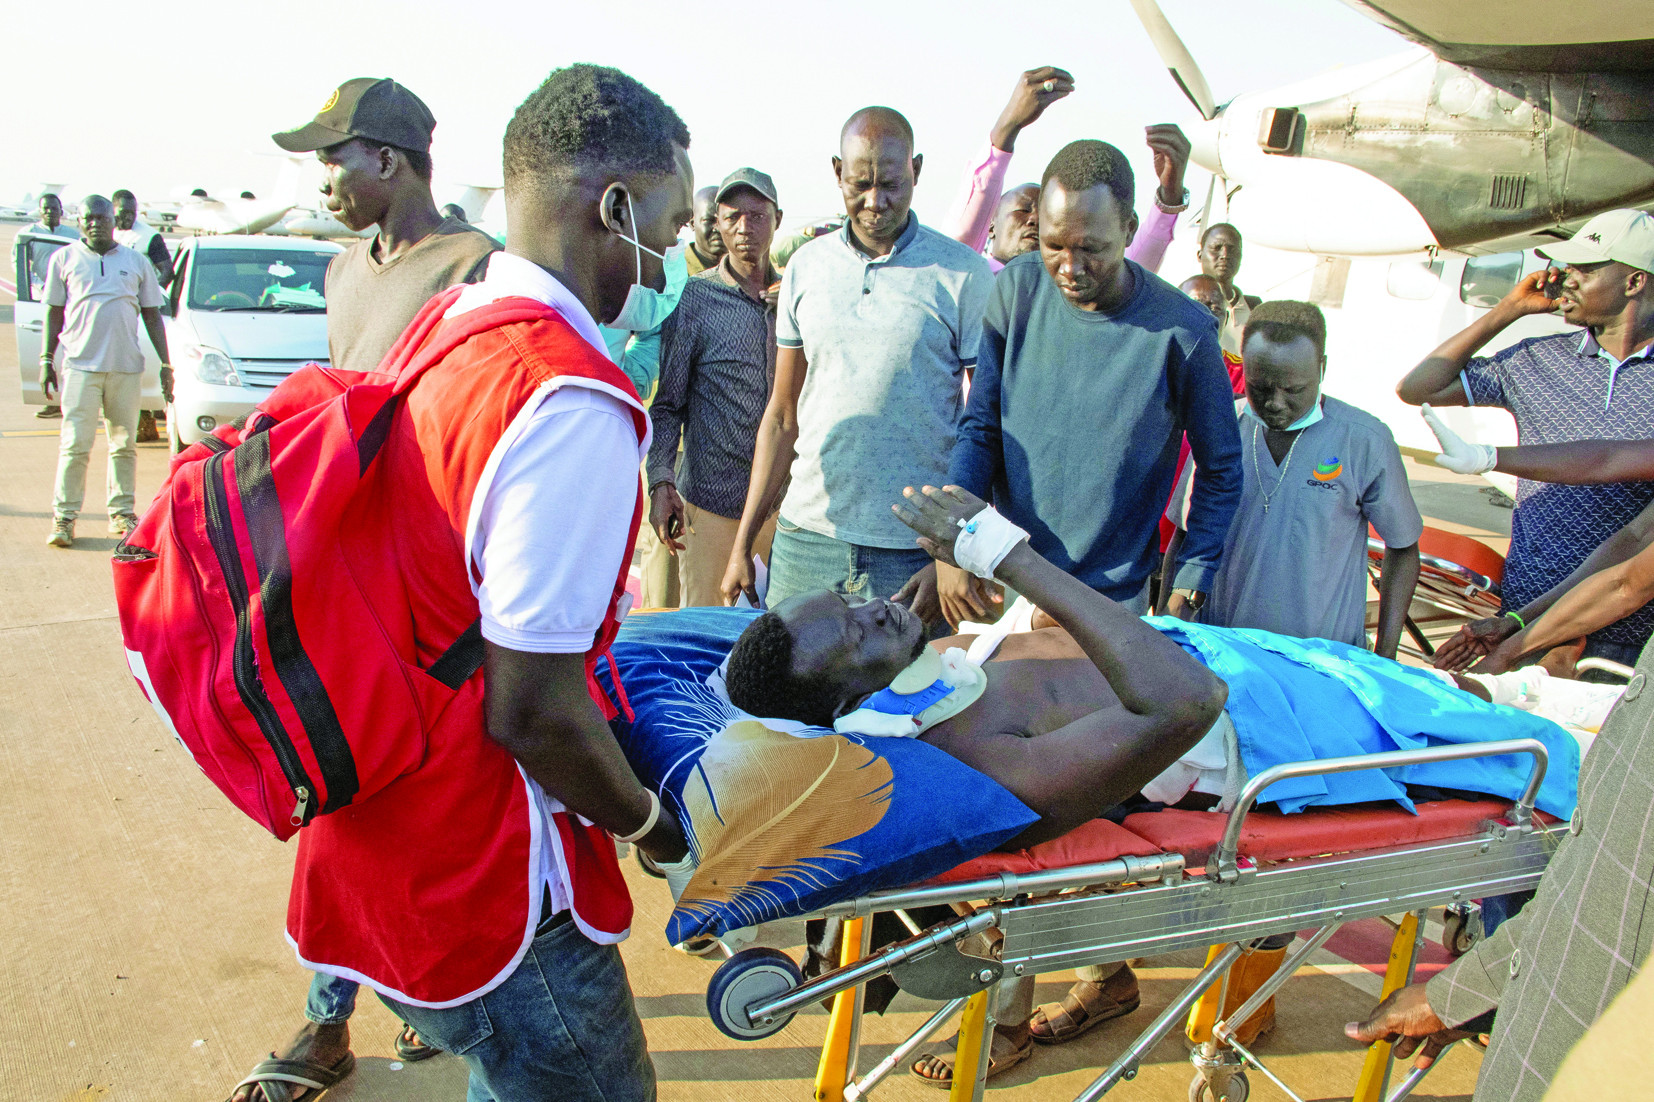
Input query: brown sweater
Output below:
<box><xmin>324</xmin><ymin>217</ymin><xmax>498</xmax><ymax>374</ymax></box>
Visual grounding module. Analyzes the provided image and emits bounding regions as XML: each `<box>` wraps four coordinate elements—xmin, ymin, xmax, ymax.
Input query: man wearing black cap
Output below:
<box><xmin>272</xmin><ymin>76</ymin><xmax>498</xmax><ymax>377</ymax></box>
<box><xmin>647</xmin><ymin>168</ymin><xmax>785</xmax><ymax>606</ymax></box>
<box><xmin>227</xmin><ymin>77</ymin><xmax>499</xmax><ymax>1102</ymax></box>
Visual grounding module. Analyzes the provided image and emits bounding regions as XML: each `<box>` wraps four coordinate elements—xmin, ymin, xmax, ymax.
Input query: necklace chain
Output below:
<box><xmin>1251</xmin><ymin>421</ymin><xmax>1304</xmax><ymax>514</ymax></box>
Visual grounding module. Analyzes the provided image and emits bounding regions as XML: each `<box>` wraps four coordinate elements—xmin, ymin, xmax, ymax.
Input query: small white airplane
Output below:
<box><xmin>280</xmin><ymin>183</ymin><xmax>501</xmax><ymax>240</ymax></box>
<box><xmin>171</xmin><ymin>157</ymin><xmax>309</xmax><ymax>236</ymax></box>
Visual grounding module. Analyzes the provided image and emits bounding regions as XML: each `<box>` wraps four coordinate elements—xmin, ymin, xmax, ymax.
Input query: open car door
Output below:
<box><xmin>13</xmin><ymin>231</ymin><xmax>71</xmax><ymax>405</ymax></box>
<box><xmin>13</xmin><ymin>232</ymin><xmax>169</xmax><ymax>410</ymax></box>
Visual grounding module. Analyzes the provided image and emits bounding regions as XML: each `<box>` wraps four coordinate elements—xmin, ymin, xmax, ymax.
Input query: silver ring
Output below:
<box><xmin>1042</xmin><ymin>79</ymin><xmax>1056</xmax><ymax>93</ymax></box>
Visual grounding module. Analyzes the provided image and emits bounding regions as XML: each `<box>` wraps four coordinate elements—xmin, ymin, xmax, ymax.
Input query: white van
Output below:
<box><xmin>13</xmin><ymin>233</ymin><xmax>341</xmax><ymax>451</ymax></box>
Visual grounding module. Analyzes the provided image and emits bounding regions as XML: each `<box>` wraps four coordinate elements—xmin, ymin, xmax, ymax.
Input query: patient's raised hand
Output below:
<box><xmin>893</xmin><ymin>485</ymin><xmax>988</xmax><ymax>568</ymax></box>
<box><xmin>1432</xmin><ymin>615</ymin><xmax>1518</xmax><ymax>671</ymax></box>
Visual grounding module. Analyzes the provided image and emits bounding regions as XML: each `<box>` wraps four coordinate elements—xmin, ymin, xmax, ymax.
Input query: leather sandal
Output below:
<box><xmin>909</xmin><ymin>1028</ymin><xmax>1034</xmax><ymax>1089</ymax></box>
<box><xmin>1030</xmin><ymin>967</ymin><xmax>1142</xmax><ymax>1045</ymax></box>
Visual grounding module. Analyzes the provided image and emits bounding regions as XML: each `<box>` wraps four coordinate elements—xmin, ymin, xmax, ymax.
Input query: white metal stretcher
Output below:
<box><xmin>700</xmin><ymin>739</ymin><xmax>1558</xmax><ymax>1102</ymax></box>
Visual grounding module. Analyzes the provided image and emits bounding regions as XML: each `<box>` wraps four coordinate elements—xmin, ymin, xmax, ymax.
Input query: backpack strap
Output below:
<box><xmin>428</xmin><ymin>620</ymin><xmax>485</xmax><ymax>690</ymax></box>
<box><xmin>372</xmin><ymin>290</ymin><xmax>631</xmax><ymax>695</ymax></box>
<box><xmin>350</xmin><ymin>290</ymin><xmax>582</xmax><ymax>476</ymax></box>
<box><xmin>387</xmin><ymin>290</ymin><xmax>574</xmax><ymax>398</ymax></box>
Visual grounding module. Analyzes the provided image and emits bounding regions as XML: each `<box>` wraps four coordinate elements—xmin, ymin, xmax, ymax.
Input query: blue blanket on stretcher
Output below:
<box><xmin>1148</xmin><ymin>617</ymin><xmax>1580</xmax><ymax>819</ymax></box>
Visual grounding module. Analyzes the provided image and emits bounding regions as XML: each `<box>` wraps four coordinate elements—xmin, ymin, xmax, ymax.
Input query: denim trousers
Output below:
<box><xmin>766</xmin><ymin>517</ymin><xmax>933</xmax><ymax>608</ymax></box>
<box><xmin>381</xmin><ymin>915</ymin><xmax>655</xmax><ymax>1102</ymax></box>
<box><xmin>305</xmin><ymin>972</ymin><xmax>359</xmax><ymax>1025</ymax></box>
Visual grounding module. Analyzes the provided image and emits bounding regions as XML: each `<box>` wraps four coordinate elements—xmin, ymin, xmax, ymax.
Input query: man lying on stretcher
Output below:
<box><xmin>725</xmin><ymin>483</ymin><xmax>1547</xmax><ymax>846</ymax></box>
<box><xmin>725</xmin><ymin>483</ymin><xmax>1228</xmax><ymax>847</ymax></box>
<box><xmin>719</xmin><ymin>483</ymin><xmax>1579</xmax><ymax>1086</ymax></box>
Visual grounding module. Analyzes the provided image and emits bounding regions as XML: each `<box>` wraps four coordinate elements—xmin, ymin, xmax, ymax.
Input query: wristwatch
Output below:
<box><xmin>1155</xmin><ymin>187</ymin><xmax>1191</xmax><ymax>214</ymax></box>
<box><xmin>1170</xmin><ymin>587</ymin><xmax>1206</xmax><ymax>610</ymax></box>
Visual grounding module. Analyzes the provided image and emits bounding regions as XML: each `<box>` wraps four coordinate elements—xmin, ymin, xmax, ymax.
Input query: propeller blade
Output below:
<box><xmin>1127</xmin><ymin>0</ymin><xmax>1217</xmax><ymax>120</ymax></box>
<box><xmin>1198</xmin><ymin>174</ymin><xmax>1217</xmax><ymax>237</ymax></box>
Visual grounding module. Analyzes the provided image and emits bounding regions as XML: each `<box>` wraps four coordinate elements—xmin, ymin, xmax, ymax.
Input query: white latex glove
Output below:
<box><xmin>660</xmin><ymin>852</ymin><xmax>697</xmax><ymax>903</ymax></box>
<box><xmin>1422</xmin><ymin>403</ymin><xmax>1498</xmax><ymax>475</ymax></box>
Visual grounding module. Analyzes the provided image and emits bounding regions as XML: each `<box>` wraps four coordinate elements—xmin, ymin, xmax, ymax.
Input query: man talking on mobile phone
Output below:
<box><xmin>1396</xmin><ymin>208</ymin><xmax>1654</xmax><ymax>677</ymax></box>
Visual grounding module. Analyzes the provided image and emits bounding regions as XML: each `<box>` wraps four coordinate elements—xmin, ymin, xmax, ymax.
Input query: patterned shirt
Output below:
<box><xmin>1427</xmin><ymin>647</ymin><xmax>1654</xmax><ymax>1100</ymax></box>
<box><xmin>647</xmin><ymin>260</ymin><xmax>777</xmax><ymax>519</ymax></box>
<box><xmin>1462</xmin><ymin>330</ymin><xmax>1654</xmax><ymax>647</ymax></box>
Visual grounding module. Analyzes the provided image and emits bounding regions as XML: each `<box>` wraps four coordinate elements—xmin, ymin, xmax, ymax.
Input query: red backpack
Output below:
<box><xmin>112</xmin><ymin>294</ymin><xmax>579</xmax><ymax>841</ymax></box>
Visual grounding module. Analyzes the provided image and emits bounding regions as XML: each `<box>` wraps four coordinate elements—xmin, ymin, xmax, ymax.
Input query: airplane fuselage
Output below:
<box><xmin>1194</xmin><ymin>49</ymin><xmax>1654</xmax><ymax>256</ymax></box>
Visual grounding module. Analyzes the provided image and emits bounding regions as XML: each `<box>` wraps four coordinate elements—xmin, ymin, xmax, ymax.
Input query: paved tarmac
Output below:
<box><xmin>0</xmin><ymin>223</ymin><xmax>1484</xmax><ymax>1101</ymax></box>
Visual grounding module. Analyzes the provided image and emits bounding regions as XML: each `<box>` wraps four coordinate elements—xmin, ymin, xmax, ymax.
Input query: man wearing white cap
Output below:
<box><xmin>1397</xmin><ymin>208</ymin><xmax>1654</xmax><ymax>673</ymax></box>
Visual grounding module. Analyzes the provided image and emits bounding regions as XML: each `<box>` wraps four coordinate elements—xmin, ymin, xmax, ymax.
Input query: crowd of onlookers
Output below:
<box><xmin>31</xmin><ymin>57</ymin><xmax>1654</xmax><ymax>1102</ymax></box>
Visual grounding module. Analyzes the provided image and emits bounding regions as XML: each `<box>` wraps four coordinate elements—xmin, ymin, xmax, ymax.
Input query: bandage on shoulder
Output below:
<box><xmin>953</xmin><ymin>506</ymin><xmax>1028</xmax><ymax>580</ymax></box>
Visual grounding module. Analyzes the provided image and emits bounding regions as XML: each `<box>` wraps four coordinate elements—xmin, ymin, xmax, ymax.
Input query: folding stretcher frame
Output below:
<box><xmin>703</xmin><ymin>739</ymin><xmax>1559</xmax><ymax>1102</ymax></box>
<box><xmin>1365</xmin><ymin>527</ymin><xmax>1505</xmax><ymax>661</ymax></box>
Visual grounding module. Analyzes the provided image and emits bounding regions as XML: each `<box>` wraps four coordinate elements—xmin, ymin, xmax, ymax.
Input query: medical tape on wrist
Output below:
<box><xmin>953</xmin><ymin>507</ymin><xmax>1028</xmax><ymax>580</ymax></box>
<box><xmin>615</xmin><ymin>789</ymin><xmax>661</xmax><ymax>844</ymax></box>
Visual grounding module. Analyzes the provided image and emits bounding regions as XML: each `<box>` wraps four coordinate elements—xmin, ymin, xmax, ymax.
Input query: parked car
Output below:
<box><xmin>14</xmin><ymin>232</ymin><xmax>341</xmax><ymax>450</ymax></box>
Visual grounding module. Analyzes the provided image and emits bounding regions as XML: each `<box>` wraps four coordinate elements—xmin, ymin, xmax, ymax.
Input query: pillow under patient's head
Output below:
<box><xmin>601</xmin><ymin>606</ymin><xmax>1039</xmax><ymax>943</ymax></box>
<box><xmin>726</xmin><ymin>610</ymin><xmax>846</xmax><ymax>727</ymax></box>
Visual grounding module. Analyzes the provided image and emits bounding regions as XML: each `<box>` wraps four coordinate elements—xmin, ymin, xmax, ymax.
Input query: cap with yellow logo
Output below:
<box><xmin>272</xmin><ymin>77</ymin><xmax>436</xmax><ymax>154</ymax></box>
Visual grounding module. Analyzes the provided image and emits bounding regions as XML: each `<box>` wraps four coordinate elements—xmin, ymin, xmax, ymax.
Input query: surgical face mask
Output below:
<box><xmin>608</xmin><ymin>192</ymin><xmax>689</xmax><ymax>333</ymax></box>
<box><xmin>1245</xmin><ymin>394</ymin><xmax>1324</xmax><ymax>432</ymax></box>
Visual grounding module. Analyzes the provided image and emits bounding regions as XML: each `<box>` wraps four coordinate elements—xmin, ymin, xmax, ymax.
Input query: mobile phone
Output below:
<box><xmin>1542</xmin><ymin>261</ymin><xmax>1563</xmax><ymax>300</ymax></box>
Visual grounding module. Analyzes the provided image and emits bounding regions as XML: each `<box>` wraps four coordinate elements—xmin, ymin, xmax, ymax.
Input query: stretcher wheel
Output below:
<box><xmin>706</xmin><ymin>947</ymin><xmax>802</xmax><ymax>1040</ymax></box>
<box><xmin>1441</xmin><ymin>903</ymin><xmax>1482</xmax><ymax>957</ymax></box>
<box><xmin>635</xmin><ymin>848</ymin><xmax>666</xmax><ymax>879</ymax></box>
<box><xmin>1189</xmin><ymin>1070</ymin><xmax>1249</xmax><ymax>1102</ymax></box>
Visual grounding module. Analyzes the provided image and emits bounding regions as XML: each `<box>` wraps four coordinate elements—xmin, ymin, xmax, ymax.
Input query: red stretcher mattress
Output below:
<box><xmin>926</xmin><ymin>800</ymin><xmax>1554</xmax><ymax>885</ymax></box>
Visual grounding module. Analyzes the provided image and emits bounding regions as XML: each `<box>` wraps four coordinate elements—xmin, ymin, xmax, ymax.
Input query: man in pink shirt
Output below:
<box><xmin>947</xmin><ymin>66</ymin><xmax>1190</xmax><ymax>274</ymax></box>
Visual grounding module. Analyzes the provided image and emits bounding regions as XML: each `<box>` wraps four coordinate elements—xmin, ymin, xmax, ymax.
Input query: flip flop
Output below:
<box><xmin>909</xmin><ymin>1029</ymin><xmax>1033</xmax><ymax>1089</ymax></box>
<box><xmin>227</xmin><ymin>1050</ymin><xmax>355</xmax><ymax>1102</ymax></box>
<box><xmin>394</xmin><ymin>1023</ymin><xmax>442</xmax><ymax>1062</ymax></box>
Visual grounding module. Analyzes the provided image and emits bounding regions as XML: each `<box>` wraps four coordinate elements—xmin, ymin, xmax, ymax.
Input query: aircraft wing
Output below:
<box><xmin>1339</xmin><ymin>1</ymin><xmax>1654</xmax><ymax>70</ymax></box>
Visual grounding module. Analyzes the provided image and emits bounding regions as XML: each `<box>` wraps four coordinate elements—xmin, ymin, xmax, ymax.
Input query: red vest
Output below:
<box><xmin>285</xmin><ymin>288</ymin><xmax>647</xmax><ymax>1007</ymax></box>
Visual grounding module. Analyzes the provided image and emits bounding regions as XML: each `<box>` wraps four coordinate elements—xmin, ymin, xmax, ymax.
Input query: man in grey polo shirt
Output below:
<box><xmin>41</xmin><ymin>195</ymin><xmax>170</xmax><ymax>548</ymax></box>
<box><xmin>720</xmin><ymin>106</ymin><xmax>992</xmax><ymax>613</ymax></box>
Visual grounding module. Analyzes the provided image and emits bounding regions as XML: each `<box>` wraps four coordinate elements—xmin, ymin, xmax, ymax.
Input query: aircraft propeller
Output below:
<box><xmin>1127</xmin><ymin>0</ymin><xmax>1226</xmax><ymax>232</ymax></box>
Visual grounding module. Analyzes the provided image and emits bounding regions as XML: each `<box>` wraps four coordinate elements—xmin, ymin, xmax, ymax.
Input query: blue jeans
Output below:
<box><xmin>305</xmin><ymin>972</ymin><xmax>358</xmax><ymax>1026</ymax></box>
<box><xmin>766</xmin><ymin>517</ymin><xmax>933</xmax><ymax>609</ymax></box>
<box><xmin>381</xmin><ymin>914</ymin><xmax>655</xmax><ymax>1102</ymax></box>
<box><xmin>1480</xmin><ymin>888</ymin><xmax>1535</xmax><ymax>936</ymax></box>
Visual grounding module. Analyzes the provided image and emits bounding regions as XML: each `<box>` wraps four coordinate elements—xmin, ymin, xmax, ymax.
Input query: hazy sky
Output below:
<box><xmin>12</xmin><ymin>0</ymin><xmax>1407</xmax><ymax>228</ymax></box>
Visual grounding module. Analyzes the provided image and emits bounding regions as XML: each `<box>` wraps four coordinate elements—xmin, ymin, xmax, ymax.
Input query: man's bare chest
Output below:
<box><xmin>924</xmin><ymin>630</ymin><xmax>1120</xmax><ymax>741</ymax></box>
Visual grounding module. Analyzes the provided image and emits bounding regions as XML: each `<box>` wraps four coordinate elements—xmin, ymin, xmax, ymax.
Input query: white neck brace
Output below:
<box><xmin>832</xmin><ymin>646</ymin><xmax>989</xmax><ymax>738</ymax></box>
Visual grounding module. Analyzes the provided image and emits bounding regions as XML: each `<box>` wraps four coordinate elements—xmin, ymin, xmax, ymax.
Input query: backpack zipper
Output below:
<box><xmin>202</xmin><ymin>451</ymin><xmax>318</xmax><ymax>826</ymax></box>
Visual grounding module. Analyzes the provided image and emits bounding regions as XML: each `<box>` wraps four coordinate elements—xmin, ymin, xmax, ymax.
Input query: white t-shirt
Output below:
<box><xmin>43</xmin><ymin>241</ymin><xmax>163</xmax><ymax>373</ymax></box>
<box><xmin>115</xmin><ymin>219</ymin><xmax>158</xmax><ymax>252</ymax></box>
<box><xmin>447</xmin><ymin>251</ymin><xmax>651</xmax><ymax>929</ymax></box>
<box><xmin>471</xmin><ymin>385</ymin><xmax>643</xmax><ymax>652</ymax></box>
<box><xmin>455</xmin><ymin>250</ymin><xmax>650</xmax><ymax>654</ymax></box>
